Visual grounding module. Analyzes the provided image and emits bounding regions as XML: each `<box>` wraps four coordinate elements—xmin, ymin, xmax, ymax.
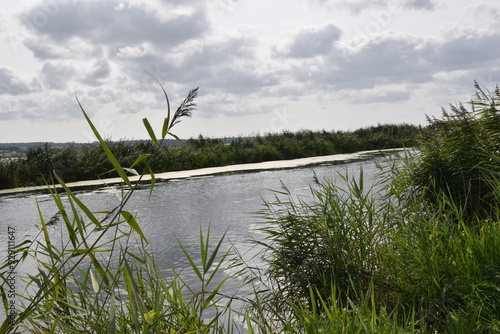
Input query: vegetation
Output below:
<box><xmin>0</xmin><ymin>123</ymin><xmax>419</xmax><ymax>190</ymax></box>
<box><xmin>254</xmin><ymin>82</ymin><xmax>500</xmax><ymax>333</ymax></box>
<box><xmin>412</xmin><ymin>83</ymin><xmax>500</xmax><ymax>222</ymax></box>
<box><xmin>0</xmin><ymin>82</ymin><xmax>499</xmax><ymax>333</ymax></box>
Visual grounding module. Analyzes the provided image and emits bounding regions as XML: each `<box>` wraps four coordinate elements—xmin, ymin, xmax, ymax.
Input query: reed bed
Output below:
<box><xmin>1</xmin><ymin>82</ymin><xmax>499</xmax><ymax>333</ymax></box>
<box><xmin>0</xmin><ymin>124</ymin><xmax>419</xmax><ymax>190</ymax></box>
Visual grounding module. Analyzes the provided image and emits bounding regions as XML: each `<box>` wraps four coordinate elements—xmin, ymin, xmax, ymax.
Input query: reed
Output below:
<box><xmin>0</xmin><ymin>123</ymin><xmax>420</xmax><ymax>190</ymax></box>
<box><xmin>1</xmin><ymin>82</ymin><xmax>499</xmax><ymax>333</ymax></box>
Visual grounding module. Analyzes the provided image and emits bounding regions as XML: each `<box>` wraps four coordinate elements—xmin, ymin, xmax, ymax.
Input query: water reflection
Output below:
<box><xmin>0</xmin><ymin>153</ymin><xmax>391</xmax><ymax>327</ymax></box>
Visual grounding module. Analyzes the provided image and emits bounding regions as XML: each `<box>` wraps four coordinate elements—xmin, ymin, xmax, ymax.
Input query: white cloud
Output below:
<box><xmin>0</xmin><ymin>0</ymin><xmax>499</xmax><ymax>141</ymax></box>
<box><xmin>309</xmin><ymin>0</ymin><xmax>437</xmax><ymax>13</ymax></box>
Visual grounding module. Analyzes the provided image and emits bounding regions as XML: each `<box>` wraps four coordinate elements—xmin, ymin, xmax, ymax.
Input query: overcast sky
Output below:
<box><xmin>0</xmin><ymin>0</ymin><xmax>499</xmax><ymax>143</ymax></box>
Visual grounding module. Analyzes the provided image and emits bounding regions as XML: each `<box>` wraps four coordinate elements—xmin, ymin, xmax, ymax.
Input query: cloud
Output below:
<box><xmin>20</xmin><ymin>1</ymin><xmax>210</xmax><ymax>48</ymax></box>
<box><xmin>23</xmin><ymin>35</ymin><xmax>104</xmax><ymax>60</ymax></box>
<box><xmin>352</xmin><ymin>88</ymin><xmax>411</xmax><ymax>104</ymax></box>
<box><xmin>39</xmin><ymin>61</ymin><xmax>77</xmax><ymax>90</ymax></box>
<box><xmin>81</xmin><ymin>60</ymin><xmax>111</xmax><ymax>85</ymax></box>
<box><xmin>430</xmin><ymin>33</ymin><xmax>500</xmax><ymax>71</ymax></box>
<box><xmin>309</xmin><ymin>0</ymin><xmax>437</xmax><ymax>13</ymax></box>
<box><xmin>0</xmin><ymin>67</ymin><xmax>38</xmax><ymax>95</ymax></box>
<box><xmin>275</xmin><ymin>23</ymin><xmax>342</xmax><ymax>58</ymax></box>
<box><xmin>274</xmin><ymin>27</ymin><xmax>500</xmax><ymax>96</ymax></box>
<box><xmin>3</xmin><ymin>0</ymin><xmax>498</xmax><ymax>141</ymax></box>
<box><xmin>295</xmin><ymin>33</ymin><xmax>431</xmax><ymax>89</ymax></box>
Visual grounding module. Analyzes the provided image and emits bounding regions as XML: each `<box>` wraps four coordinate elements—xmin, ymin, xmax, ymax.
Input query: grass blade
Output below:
<box><xmin>77</xmin><ymin>96</ymin><xmax>132</xmax><ymax>187</ymax></box>
<box><xmin>143</xmin><ymin>118</ymin><xmax>159</xmax><ymax>147</ymax></box>
<box><xmin>121</xmin><ymin>211</ymin><xmax>147</xmax><ymax>242</ymax></box>
<box><xmin>148</xmin><ymin>166</ymin><xmax>156</xmax><ymax>199</ymax></box>
<box><xmin>130</xmin><ymin>153</ymin><xmax>152</xmax><ymax>169</ymax></box>
<box><xmin>178</xmin><ymin>240</ymin><xmax>202</xmax><ymax>281</ymax></box>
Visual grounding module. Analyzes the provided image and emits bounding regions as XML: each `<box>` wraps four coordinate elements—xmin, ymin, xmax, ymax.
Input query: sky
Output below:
<box><xmin>0</xmin><ymin>0</ymin><xmax>499</xmax><ymax>143</ymax></box>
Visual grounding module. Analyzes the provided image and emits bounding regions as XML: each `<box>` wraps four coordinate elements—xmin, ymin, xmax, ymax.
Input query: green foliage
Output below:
<box><xmin>0</xmin><ymin>84</ymin><xmax>238</xmax><ymax>334</ymax></box>
<box><xmin>413</xmin><ymin>82</ymin><xmax>500</xmax><ymax>222</ymax></box>
<box><xmin>2</xmin><ymin>82</ymin><xmax>499</xmax><ymax>333</ymax></box>
<box><xmin>252</xmin><ymin>84</ymin><xmax>500</xmax><ymax>333</ymax></box>
<box><xmin>0</xmin><ymin>123</ymin><xmax>419</xmax><ymax>190</ymax></box>
<box><xmin>256</xmin><ymin>170</ymin><xmax>381</xmax><ymax>311</ymax></box>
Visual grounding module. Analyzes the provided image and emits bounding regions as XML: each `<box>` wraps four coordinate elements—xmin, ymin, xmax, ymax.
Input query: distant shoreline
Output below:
<box><xmin>0</xmin><ymin>148</ymin><xmax>407</xmax><ymax>196</ymax></box>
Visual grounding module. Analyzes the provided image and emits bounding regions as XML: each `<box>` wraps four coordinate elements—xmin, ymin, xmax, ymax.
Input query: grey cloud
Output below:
<box><xmin>353</xmin><ymin>89</ymin><xmax>411</xmax><ymax>104</ymax></box>
<box><xmin>408</xmin><ymin>0</ymin><xmax>436</xmax><ymax>10</ymax></box>
<box><xmin>0</xmin><ymin>96</ymin><xmax>40</xmax><ymax>120</ymax></box>
<box><xmin>312</xmin><ymin>35</ymin><xmax>432</xmax><ymax>89</ymax></box>
<box><xmin>24</xmin><ymin>36</ymin><xmax>104</xmax><ymax>60</ymax></box>
<box><xmin>80</xmin><ymin>60</ymin><xmax>111</xmax><ymax>86</ymax></box>
<box><xmin>210</xmin><ymin>66</ymin><xmax>279</xmax><ymax>94</ymax></box>
<box><xmin>429</xmin><ymin>34</ymin><xmax>500</xmax><ymax>71</ymax></box>
<box><xmin>24</xmin><ymin>37</ymin><xmax>64</xmax><ymax>59</ymax></box>
<box><xmin>0</xmin><ymin>67</ymin><xmax>37</xmax><ymax>95</ymax></box>
<box><xmin>20</xmin><ymin>1</ymin><xmax>210</xmax><ymax>48</ymax></box>
<box><xmin>0</xmin><ymin>111</ymin><xmax>19</xmax><ymax>121</ymax></box>
<box><xmin>293</xmin><ymin>30</ymin><xmax>500</xmax><ymax>91</ymax></box>
<box><xmin>39</xmin><ymin>62</ymin><xmax>76</xmax><ymax>89</ymax></box>
<box><xmin>115</xmin><ymin>35</ymin><xmax>261</xmax><ymax>90</ymax></box>
<box><xmin>280</xmin><ymin>23</ymin><xmax>342</xmax><ymax>58</ymax></box>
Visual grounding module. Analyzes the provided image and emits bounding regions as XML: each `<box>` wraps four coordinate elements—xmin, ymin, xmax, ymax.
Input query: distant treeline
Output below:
<box><xmin>0</xmin><ymin>123</ymin><xmax>420</xmax><ymax>190</ymax></box>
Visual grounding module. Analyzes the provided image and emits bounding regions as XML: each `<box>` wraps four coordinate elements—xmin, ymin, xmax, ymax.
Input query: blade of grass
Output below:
<box><xmin>178</xmin><ymin>240</ymin><xmax>202</xmax><ymax>281</ymax></box>
<box><xmin>54</xmin><ymin>173</ymin><xmax>103</xmax><ymax>229</ymax></box>
<box><xmin>76</xmin><ymin>96</ymin><xmax>132</xmax><ymax>187</ymax></box>
<box><xmin>143</xmin><ymin>118</ymin><xmax>159</xmax><ymax>147</ymax></box>
<box><xmin>121</xmin><ymin>211</ymin><xmax>146</xmax><ymax>242</ymax></box>
<box><xmin>130</xmin><ymin>153</ymin><xmax>153</xmax><ymax>169</ymax></box>
<box><xmin>148</xmin><ymin>166</ymin><xmax>156</xmax><ymax>199</ymax></box>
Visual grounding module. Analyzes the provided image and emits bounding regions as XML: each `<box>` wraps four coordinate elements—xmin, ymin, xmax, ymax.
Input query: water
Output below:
<box><xmin>0</xmin><ymin>152</ymin><xmax>391</xmax><ymax>328</ymax></box>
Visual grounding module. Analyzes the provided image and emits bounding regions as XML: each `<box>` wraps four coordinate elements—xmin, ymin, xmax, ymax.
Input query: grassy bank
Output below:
<box><xmin>0</xmin><ymin>123</ymin><xmax>419</xmax><ymax>190</ymax></box>
<box><xmin>1</xmin><ymin>82</ymin><xmax>499</xmax><ymax>333</ymax></box>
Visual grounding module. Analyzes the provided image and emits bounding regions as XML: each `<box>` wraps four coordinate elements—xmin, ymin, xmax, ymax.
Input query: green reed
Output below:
<box><xmin>1</xmin><ymin>82</ymin><xmax>499</xmax><ymax>333</ymax></box>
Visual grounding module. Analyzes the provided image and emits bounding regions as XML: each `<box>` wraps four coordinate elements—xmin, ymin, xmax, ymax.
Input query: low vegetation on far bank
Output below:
<box><xmin>0</xmin><ymin>123</ymin><xmax>419</xmax><ymax>190</ymax></box>
<box><xmin>1</xmin><ymin>82</ymin><xmax>499</xmax><ymax>333</ymax></box>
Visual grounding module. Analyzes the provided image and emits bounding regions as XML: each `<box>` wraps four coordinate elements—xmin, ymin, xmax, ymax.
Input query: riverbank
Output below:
<box><xmin>0</xmin><ymin>148</ymin><xmax>405</xmax><ymax>196</ymax></box>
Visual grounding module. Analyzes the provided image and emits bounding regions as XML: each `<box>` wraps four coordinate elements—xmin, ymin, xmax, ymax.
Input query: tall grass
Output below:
<box><xmin>250</xmin><ymin>83</ymin><xmax>500</xmax><ymax>332</ymax></box>
<box><xmin>1</xmin><ymin>82</ymin><xmax>499</xmax><ymax>333</ymax></box>
<box><xmin>0</xmin><ymin>84</ymin><xmax>243</xmax><ymax>333</ymax></box>
<box><xmin>0</xmin><ymin>123</ymin><xmax>420</xmax><ymax>190</ymax></box>
<box><xmin>412</xmin><ymin>81</ymin><xmax>500</xmax><ymax>222</ymax></box>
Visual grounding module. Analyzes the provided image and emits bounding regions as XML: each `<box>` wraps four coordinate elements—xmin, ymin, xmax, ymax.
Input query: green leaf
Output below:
<box><xmin>53</xmin><ymin>173</ymin><xmax>103</xmax><ymax>229</ymax></box>
<box><xmin>178</xmin><ymin>240</ymin><xmax>202</xmax><ymax>280</ymax></box>
<box><xmin>36</xmin><ymin>199</ymin><xmax>53</xmax><ymax>257</ymax></box>
<box><xmin>130</xmin><ymin>153</ymin><xmax>152</xmax><ymax>169</ymax></box>
<box><xmin>77</xmin><ymin>97</ymin><xmax>132</xmax><ymax>187</ymax></box>
<box><xmin>123</xmin><ymin>168</ymin><xmax>139</xmax><ymax>176</ymax></box>
<box><xmin>143</xmin><ymin>118</ymin><xmax>159</xmax><ymax>147</ymax></box>
<box><xmin>158</xmin><ymin>82</ymin><xmax>171</xmax><ymax>139</ymax></box>
<box><xmin>146</xmin><ymin>74</ymin><xmax>171</xmax><ymax>139</ymax></box>
<box><xmin>205</xmin><ymin>230</ymin><xmax>226</xmax><ymax>273</ymax></box>
<box><xmin>168</xmin><ymin>132</ymin><xmax>184</xmax><ymax>144</ymax></box>
<box><xmin>90</xmin><ymin>269</ymin><xmax>100</xmax><ymax>294</ymax></box>
<box><xmin>162</xmin><ymin>117</ymin><xmax>170</xmax><ymax>140</ymax></box>
<box><xmin>121</xmin><ymin>211</ymin><xmax>147</xmax><ymax>241</ymax></box>
<box><xmin>108</xmin><ymin>293</ymin><xmax>116</xmax><ymax>334</ymax></box>
<box><xmin>148</xmin><ymin>166</ymin><xmax>156</xmax><ymax>199</ymax></box>
<box><xmin>202</xmin><ymin>276</ymin><xmax>228</xmax><ymax>311</ymax></box>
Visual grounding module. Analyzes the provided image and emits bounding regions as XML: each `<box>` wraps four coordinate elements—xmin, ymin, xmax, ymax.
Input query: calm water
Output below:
<box><xmin>0</xmin><ymin>152</ymin><xmax>390</xmax><ymax>327</ymax></box>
